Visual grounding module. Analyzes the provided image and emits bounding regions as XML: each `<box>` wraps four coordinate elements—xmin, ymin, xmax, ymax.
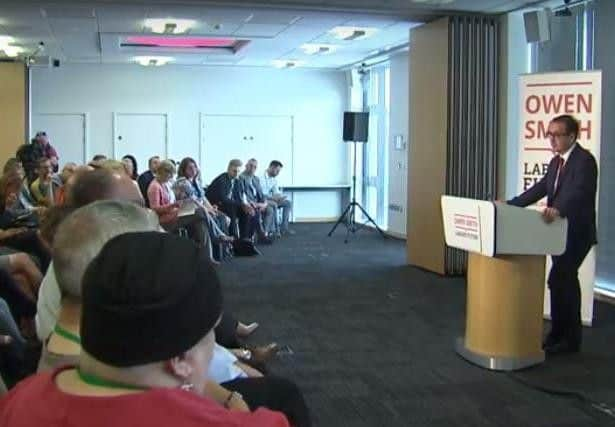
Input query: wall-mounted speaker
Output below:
<box><xmin>523</xmin><ymin>9</ymin><xmax>551</xmax><ymax>43</ymax></box>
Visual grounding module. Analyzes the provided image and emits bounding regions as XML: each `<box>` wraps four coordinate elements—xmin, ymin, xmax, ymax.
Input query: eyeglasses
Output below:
<box><xmin>546</xmin><ymin>132</ymin><xmax>571</xmax><ymax>138</ymax></box>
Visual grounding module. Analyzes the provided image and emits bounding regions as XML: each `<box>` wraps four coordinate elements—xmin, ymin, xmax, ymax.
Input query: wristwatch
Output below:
<box><xmin>240</xmin><ymin>349</ymin><xmax>252</xmax><ymax>360</ymax></box>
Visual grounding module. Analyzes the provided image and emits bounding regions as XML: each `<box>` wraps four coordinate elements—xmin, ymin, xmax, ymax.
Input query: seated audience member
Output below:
<box><xmin>16</xmin><ymin>140</ymin><xmax>45</xmax><ymax>185</ymax></box>
<box><xmin>29</xmin><ymin>158</ymin><xmax>55</xmax><ymax>207</ymax></box>
<box><xmin>33</xmin><ymin>131</ymin><xmax>59</xmax><ymax>173</ymax></box>
<box><xmin>147</xmin><ymin>160</ymin><xmax>209</xmax><ymax>251</ymax></box>
<box><xmin>137</xmin><ymin>155</ymin><xmax>160</xmax><ymax>205</ymax></box>
<box><xmin>0</xmin><ymin>266</ymin><xmax>37</xmax><ymax>323</ymax></box>
<box><xmin>0</xmin><ymin>232</ymin><xmax>289</xmax><ymax>427</ymax></box>
<box><xmin>0</xmin><ymin>172</ymin><xmax>38</xmax><ymax>230</ymax></box>
<box><xmin>35</xmin><ymin>168</ymin><xmax>144</xmax><ymax>341</ymax></box>
<box><xmin>121</xmin><ymin>155</ymin><xmax>139</xmax><ymax>181</ymax></box>
<box><xmin>38</xmin><ymin>200</ymin><xmax>160</xmax><ymax>371</ymax></box>
<box><xmin>88</xmin><ymin>154</ymin><xmax>107</xmax><ymax>168</ymax></box>
<box><xmin>0</xmin><ymin>172</ymin><xmax>51</xmax><ymax>272</ymax></box>
<box><xmin>262</xmin><ymin>161</ymin><xmax>294</xmax><ymax>236</ymax></box>
<box><xmin>0</xmin><ymin>296</ymin><xmax>35</xmax><ymax>388</ymax></box>
<box><xmin>0</xmin><ymin>254</ymin><xmax>42</xmax><ymax>302</ymax></box>
<box><xmin>52</xmin><ymin>162</ymin><xmax>77</xmax><ymax>205</ymax></box>
<box><xmin>2</xmin><ymin>159</ymin><xmax>39</xmax><ymax>219</ymax></box>
<box><xmin>240</xmin><ymin>159</ymin><xmax>274</xmax><ymax>242</ymax></box>
<box><xmin>206</xmin><ymin>159</ymin><xmax>258</xmax><ymax>241</ymax></box>
<box><xmin>174</xmin><ymin>158</ymin><xmax>233</xmax><ymax>257</ymax></box>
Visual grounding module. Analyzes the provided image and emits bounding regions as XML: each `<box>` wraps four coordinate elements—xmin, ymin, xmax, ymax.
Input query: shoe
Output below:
<box><xmin>237</xmin><ymin>322</ymin><xmax>259</xmax><ymax>337</ymax></box>
<box><xmin>282</xmin><ymin>229</ymin><xmax>296</xmax><ymax>236</ymax></box>
<box><xmin>544</xmin><ymin>340</ymin><xmax>580</xmax><ymax>356</ymax></box>
<box><xmin>542</xmin><ymin>333</ymin><xmax>559</xmax><ymax>349</ymax></box>
<box><xmin>258</xmin><ymin>235</ymin><xmax>273</xmax><ymax>245</ymax></box>
<box><xmin>250</xmin><ymin>343</ymin><xmax>279</xmax><ymax>364</ymax></box>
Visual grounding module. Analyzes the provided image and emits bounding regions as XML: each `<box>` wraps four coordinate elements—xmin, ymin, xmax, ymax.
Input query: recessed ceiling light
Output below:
<box><xmin>134</xmin><ymin>56</ymin><xmax>173</xmax><ymax>66</ymax></box>
<box><xmin>301</xmin><ymin>44</ymin><xmax>337</xmax><ymax>55</ymax></box>
<box><xmin>144</xmin><ymin>18</ymin><xmax>196</xmax><ymax>34</ymax></box>
<box><xmin>272</xmin><ymin>59</ymin><xmax>304</xmax><ymax>68</ymax></box>
<box><xmin>329</xmin><ymin>26</ymin><xmax>378</xmax><ymax>41</ymax></box>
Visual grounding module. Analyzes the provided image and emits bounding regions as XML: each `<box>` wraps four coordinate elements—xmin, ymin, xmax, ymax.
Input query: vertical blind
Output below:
<box><xmin>445</xmin><ymin>16</ymin><xmax>500</xmax><ymax>275</ymax></box>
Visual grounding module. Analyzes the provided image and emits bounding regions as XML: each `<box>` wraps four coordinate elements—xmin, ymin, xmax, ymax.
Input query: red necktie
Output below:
<box><xmin>554</xmin><ymin>156</ymin><xmax>565</xmax><ymax>191</ymax></box>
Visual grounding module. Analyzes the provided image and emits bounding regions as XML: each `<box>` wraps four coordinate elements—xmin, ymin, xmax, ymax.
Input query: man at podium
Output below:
<box><xmin>508</xmin><ymin>114</ymin><xmax>598</xmax><ymax>355</ymax></box>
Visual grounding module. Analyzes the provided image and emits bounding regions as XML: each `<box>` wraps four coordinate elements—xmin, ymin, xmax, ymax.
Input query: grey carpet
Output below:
<box><xmin>217</xmin><ymin>223</ymin><xmax>615</xmax><ymax>427</ymax></box>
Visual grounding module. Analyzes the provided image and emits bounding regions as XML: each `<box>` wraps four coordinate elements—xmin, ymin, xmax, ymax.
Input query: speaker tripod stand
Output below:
<box><xmin>328</xmin><ymin>141</ymin><xmax>386</xmax><ymax>243</ymax></box>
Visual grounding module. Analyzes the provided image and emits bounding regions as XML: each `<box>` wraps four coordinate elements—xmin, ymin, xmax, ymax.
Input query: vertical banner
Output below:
<box><xmin>518</xmin><ymin>71</ymin><xmax>601</xmax><ymax>325</ymax></box>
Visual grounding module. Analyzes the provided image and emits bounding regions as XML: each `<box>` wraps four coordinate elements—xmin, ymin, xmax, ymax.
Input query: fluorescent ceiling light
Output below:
<box><xmin>134</xmin><ymin>56</ymin><xmax>173</xmax><ymax>66</ymax></box>
<box><xmin>272</xmin><ymin>59</ymin><xmax>303</xmax><ymax>68</ymax></box>
<box><xmin>0</xmin><ymin>36</ymin><xmax>22</xmax><ymax>57</ymax></box>
<box><xmin>3</xmin><ymin>46</ymin><xmax>22</xmax><ymax>57</ymax></box>
<box><xmin>144</xmin><ymin>18</ymin><xmax>196</xmax><ymax>34</ymax></box>
<box><xmin>301</xmin><ymin>44</ymin><xmax>337</xmax><ymax>55</ymax></box>
<box><xmin>125</xmin><ymin>36</ymin><xmax>238</xmax><ymax>48</ymax></box>
<box><xmin>329</xmin><ymin>26</ymin><xmax>377</xmax><ymax>41</ymax></box>
<box><xmin>0</xmin><ymin>35</ymin><xmax>15</xmax><ymax>47</ymax></box>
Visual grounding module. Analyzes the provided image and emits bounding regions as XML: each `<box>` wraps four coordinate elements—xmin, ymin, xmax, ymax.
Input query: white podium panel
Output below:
<box><xmin>441</xmin><ymin>196</ymin><xmax>567</xmax><ymax>257</ymax></box>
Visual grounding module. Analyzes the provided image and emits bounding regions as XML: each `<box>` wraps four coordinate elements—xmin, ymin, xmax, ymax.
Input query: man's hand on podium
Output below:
<box><xmin>541</xmin><ymin>207</ymin><xmax>560</xmax><ymax>223</ymax></box>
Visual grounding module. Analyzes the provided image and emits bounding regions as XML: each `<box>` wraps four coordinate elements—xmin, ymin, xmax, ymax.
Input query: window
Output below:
<box><xmin>360</xmin><ymin>64</ymin><xmax>390</xmax><ymax>229</ymax></box>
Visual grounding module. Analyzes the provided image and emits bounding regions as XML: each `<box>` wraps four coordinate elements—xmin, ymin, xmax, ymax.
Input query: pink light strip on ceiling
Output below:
<box><xmin>125</xmin><ymin>36</ymin><xmax>237</xmax><ymax>48</ymax></box>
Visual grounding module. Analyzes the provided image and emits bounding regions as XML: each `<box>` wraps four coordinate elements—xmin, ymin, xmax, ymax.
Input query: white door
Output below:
<box><xmin>200</xmin><ymin>114</ymin><xmax>293</xmax><ymax>186</ymax></box>
<box><xmin>114</xmin><ymin>113</ymin><xmax>167</xmax><ymax>175</ymax></box>
<box><xmin>32</xmin><ymin>113</ymin><xmax>87</xmax><ymax>166</ymax></box>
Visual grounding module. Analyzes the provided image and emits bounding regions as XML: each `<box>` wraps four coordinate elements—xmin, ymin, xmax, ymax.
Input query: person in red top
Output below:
<box><xmin>0</xmin><ymin>232</ymin><xmax>289</xmax><ymax>427</ymax></box>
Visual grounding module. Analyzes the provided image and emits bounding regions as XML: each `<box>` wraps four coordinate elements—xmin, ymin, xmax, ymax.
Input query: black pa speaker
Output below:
<box><xmin>343</xmin><ymin>112</ymin><xmax>369</xmax><ymax>142</ymax></box>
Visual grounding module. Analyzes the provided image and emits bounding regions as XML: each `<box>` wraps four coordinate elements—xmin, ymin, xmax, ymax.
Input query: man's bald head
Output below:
<box><xmin>65</xmin><ymin>168</ymin><xmax>144</xmax><ymax>208</ymax></box>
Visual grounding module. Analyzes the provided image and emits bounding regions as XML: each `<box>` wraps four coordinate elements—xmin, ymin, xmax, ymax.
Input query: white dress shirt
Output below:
<box><xmin>261</xmin><ymin>172</ymin><xmax>281</xmax><ymax>197</ymax></box>
<box><xmin>35</xmin><ymin>262</ymin><xmax>61</xmax><ymax>341</ymax></box>
<box><xmin>207</xmin><ymin>343</ymin><xmax>248</xmax><ymax>383</ymax></box>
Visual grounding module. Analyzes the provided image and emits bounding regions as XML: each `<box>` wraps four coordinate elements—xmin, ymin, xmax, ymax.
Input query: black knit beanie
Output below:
<box><xmin>80</xmin><ymin>231</ymin><xmax>223</xmax><ymax>367</ymax></box>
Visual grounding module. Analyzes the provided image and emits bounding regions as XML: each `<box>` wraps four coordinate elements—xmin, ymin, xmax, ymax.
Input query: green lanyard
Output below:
<box><xmin>77</xmin><ymin>369</ymin><xmax>147</xmax><ymax>391</ymax></box>
<box><xmin>53</xmin><ymin>324</ymin><xmax>81</xmax><ymax>344</ymax></box>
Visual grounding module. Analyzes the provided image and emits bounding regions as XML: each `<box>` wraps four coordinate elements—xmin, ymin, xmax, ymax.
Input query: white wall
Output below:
<box><xmin>500</xmin><ymin>12</ymin><xmax>530</xmax><ymax>200</ymax></box>
<box><xmin>387</xmin><ymin>53</ymin><xmax>409</xmax><ymax>237</ymax></box>
<box><xmin>31</xmin><ymin>63</ymin><xmax>348</xmax><ymax>219</ymax></box>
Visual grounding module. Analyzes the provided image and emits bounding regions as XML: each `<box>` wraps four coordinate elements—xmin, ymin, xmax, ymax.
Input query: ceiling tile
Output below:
<box><xmin>41</xmin><ymin>5</ymin><xmax>95</xmax><ymax>19</ymax></box>
<box><xmin>57</xmin><ymin>33</ymin><xmax>100</xmax><ymax>56</ymax></box>
<box><xmin>199</xmin><ymin>7</ymin><xmax>254</xmax><ymax>23</ymax></box>
<box><xmin>48</xmin><ymin>17</ymin><xmax>98</xmax><ymax>34</ymax></box>
<box><xmin>146</xmin><ymin>5</ymin><xmax>206</xmax><ymax>20</ymax></box>
<box><xmin>246</xmin><ymin>10</ymin><xmax>303</xmax><ymax>25</ymax></box>
<box><xmin>233</xmin><ymin>23</ymin><xmax>288</xmax><ymax>38</ymax></box>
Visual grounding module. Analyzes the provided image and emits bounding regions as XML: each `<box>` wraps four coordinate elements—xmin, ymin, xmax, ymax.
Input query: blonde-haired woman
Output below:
<box><xmin>147</xmin><ymin>160</ymin><xmax>212</xmax><ymax>258</ymax></box>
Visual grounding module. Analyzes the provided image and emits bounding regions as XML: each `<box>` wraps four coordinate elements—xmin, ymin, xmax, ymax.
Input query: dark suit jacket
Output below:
<box><xmin>205</xmin><ymin>173</ymin><xmax>243</xmax><ymax>207</ymax></box>
<box><xmin>508</xmin><ymin>144</ymin><xmax>598</xmax><ymax>245</ymax></box>
<box><xmin>137</xmin><ymin>170</ymin><xmax>155</xmax><ymax>206</ymax></box>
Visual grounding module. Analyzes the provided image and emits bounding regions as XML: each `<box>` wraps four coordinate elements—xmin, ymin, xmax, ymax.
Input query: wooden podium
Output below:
<box><xmin>441</xmin><ymin>196</ymin><xmax>567</xmax><ymax>371</ymax></box>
